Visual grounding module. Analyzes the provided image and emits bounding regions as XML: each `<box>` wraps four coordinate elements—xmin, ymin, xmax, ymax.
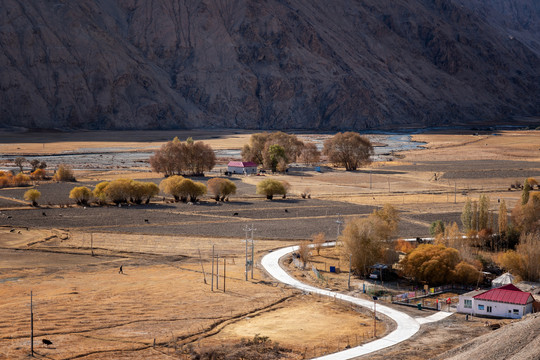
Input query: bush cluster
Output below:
<box><xmin>255</xmin><ymin>179</ymin><xmax>290</xmax><ymax>200</ymax></box>
<box><xmin>24</xmin><ymin>189</ymin><xmax>41</xmax><ymax>206</ymax></box>
<box><xmin>0</xmin><ymin>171</ymin><xmax>31</xmax><ymax>188</ymax></box>
<box><xmin>91</xmin><ymin>179</ymin><xmax>159</xmax><ymax>205</ymax></box>
<box><xmin>69</xmin><ymin>180</ymin><xmax>159</xmax><ymax>206</ymax></box>
<box><xmin>53</xmin><ymin>164</ymin><xmax>76</xmax><ymax>182</ymax></box>
<box><xmin>207</xmin><ymin>178</ymin><xmax>236</xmax><ymax>201</ymax></box>
<box><xmin>159</xmin><ymin>176</ymin><xmax>206</xmax><ymax>202</ymax></box>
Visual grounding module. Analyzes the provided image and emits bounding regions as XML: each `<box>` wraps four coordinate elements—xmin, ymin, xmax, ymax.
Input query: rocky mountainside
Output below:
<box><xmin>0</xmin><ymin>0</ymin><xmax>539</xmax><ymax>130</ymax></box>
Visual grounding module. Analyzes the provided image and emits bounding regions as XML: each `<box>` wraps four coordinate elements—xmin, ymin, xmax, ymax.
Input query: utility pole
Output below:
<box><xmin>251</xmin><ymin>237</ymin><xmax>255</xmax><ymax>279</ymax></box>
<box><xmin>251</xmin><ymin>223</ymin><xmax>256</xmax><ymax>280</ymax></box>
<box><xmin>216</xmin><ymin>254</ymin><xmax>219</xmax><ymax>290</ymax></box>
<box><xmin>370</xmin><ymin>170</ymin><xmax>372</xmax><ymax>190</ymax></box>
<box><xmin>245</xmin><ymin>231</ymin><xmax>248</xmax><ymax>281</ymax></box>
<box><xmin>336</xmin><ymin>215</ymin><xmax>344</xmax><ymax>241</ymax></box>
<box><xmin>454</xmin><ymin>181</ymin><xmax>457</xmax><ymax>204</ymax></box>
<box><xmin>373</xmin><ymin>296</ymin><xmax>377</xmax><ymax>338</ymax></box>
<box><xmin>198</xmin><ymin>249</ymin><xmax>207</xmax><ymax>284</ymax></box>
<box><xmin>348</xmin><ymin>254</ymin><xmax>352</xmax><ymax>290</ymax></box>
<box><xmin>211</xmin><ymin>245</ymin><xmax>214</xmax><ymax>291</ymax></box>
<box><xmin>30</xmin><ymin>291</ymin><xmax>34</xmax><ymax>357</ymax></box>
<box><xmin>223</xmin><ymin>258</ymin><xmax>226</xmax><ymax>293</ymax></box>
<box><xmin>91</xmin><ymin>233</ymin><xmax>94</xmax><ymax>256</ymax></box>
<box><xmin>243</xmin><ymin>225</ymin><xmax>250</xmax><ymax>281</ymax></box>
<box><xmin>242</xmin><ymin>224</ymin><xmax>256</xmax><ymax>281</ymax></box>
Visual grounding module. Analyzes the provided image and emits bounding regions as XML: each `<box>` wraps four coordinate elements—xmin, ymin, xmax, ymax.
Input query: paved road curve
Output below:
<box><xmin>261</xmin><ymin>244</ymin><xmax>452</xmax><ymax>360</ymax></box>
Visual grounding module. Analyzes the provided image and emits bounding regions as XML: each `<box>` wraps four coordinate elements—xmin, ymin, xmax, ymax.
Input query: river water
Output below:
<box><xmin>0</xmin><ymin>133</ymin><xmax>426</xmax><ymax>171</ymax></box>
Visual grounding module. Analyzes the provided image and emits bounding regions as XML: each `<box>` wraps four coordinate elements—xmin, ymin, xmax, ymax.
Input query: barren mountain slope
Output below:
<box><xmin>0</xmin><ymin>0</ymin><xmax>538</xmax><ymax>130</ymax></box>
<box><xmin>433</xmin><ymin>313</ymin><xmax>540</xmax><ymax>360</ymax></box>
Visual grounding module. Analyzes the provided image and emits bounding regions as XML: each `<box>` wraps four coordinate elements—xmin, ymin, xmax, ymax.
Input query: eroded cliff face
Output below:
<box><xmin>0</xmin><ymin>0</ymin><xmax>538</xmax><ymax>130</ymax></box>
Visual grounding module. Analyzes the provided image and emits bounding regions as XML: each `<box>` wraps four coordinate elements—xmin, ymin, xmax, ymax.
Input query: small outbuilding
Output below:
<box><xmin>457</xmin><ymin>284</ymin><xmax>534</xmax><ymax>319</ymax></box>
<box><xmin>227</xmin><ymin>161</ymin><xmax>258</xmax><ymax>175</ymax></box>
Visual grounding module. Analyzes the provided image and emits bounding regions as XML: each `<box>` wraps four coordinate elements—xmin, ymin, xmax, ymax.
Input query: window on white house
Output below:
<box><xmin>478</xmin><ymin>304</ymin><xmax>484</xmax><ymax>310</ymax></box>
<box><xmin>487</xmin><ymin>306</ymin><xmax>492</xmax><ymax>313</ymax></box>
<box><xmin>513</xmin><ymin>309</ymin><xmax>519</xmax><ymax>314</ymax></box>
<box><xmin>464</xmin><ymin>299</ymin><xmax>472</xmax><ymax>308</ymax></box>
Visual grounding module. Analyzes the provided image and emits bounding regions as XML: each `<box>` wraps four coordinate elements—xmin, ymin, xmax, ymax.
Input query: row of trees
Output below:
<box><xmin>70</xmin><ymin>180</ymin><xmax>160</xmax><ymax>205</ymax></box>
<box><xmin>150</xmin><ymin>137</ymin><xmax>216</xmax><ymax>176</ymax></box>
<box><xmin>425</xmin><ymin>178</ymin><xmax>540</xmax><ymax>282</ymax></box>
<box><xmin>14</xmin><ymin>157</ymin><xmax>47</xmax><ymax>173</ymax></box>
<box><xmin>63</xmin><ymin>177</ymin><xmax>295</xmax><ymax>206</ymax></box>
<box><xmin>67</xmin><ymin>177</ymin><xmax>239</xmax><ymax>205</ymax></box>
<box><xmin>149</xmin><ymin>131</ymin><xmax>373</xmax><ymax>176</ymax></box>
<box><xmin>242</xmin><ymin>132</ymin><xmax>307</xmax><ymax>172</ymax></box>
<box><xmin>336</xmin><ymin>204</ymin><xmax>483</xmax><ymax>285</ymax></box>
<box><xmin>0</xmin><ymin>164</ymin><xmax>75</xmax><ymax>189</ymax></box>
<box><xmin>0</xmin><ymin>171</ymin><xmax>31</xmax><ymax>188</ymax></box>
<box><xmin>241</xmin><ymin>131</ymin><xmax>374</xmax><ymax>172</ymax></box>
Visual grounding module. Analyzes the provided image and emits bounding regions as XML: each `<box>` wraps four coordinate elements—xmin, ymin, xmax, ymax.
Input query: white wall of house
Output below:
<box><xmin>228</xmin><ymin>166</ymin><xmax>257</xmax><ymax>174</ymax></box>
<box><xmin>458</xmin><ymin>296</ymin><xmax>533</xmax><ymax>319</ymax></box>
<box><xmin>457</xmin><ymin>295</ymin><xmax>475</xmax><ymax>314</ymax></box>
<box><xmin>474</xmin><ymin>300</ymin><xmax>524</xmax><ymax>319</ymax></box>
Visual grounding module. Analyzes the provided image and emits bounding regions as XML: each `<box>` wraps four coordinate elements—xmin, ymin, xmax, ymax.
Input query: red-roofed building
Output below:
<box><xmin>457</xmin><ymin>284</ymin><xmax>535</xmax><ymax>319</ymax></box>
<box><xmin>227</xmin><ymin>161</ymin><xmax>258</xmax><ymax>174</ymax></box>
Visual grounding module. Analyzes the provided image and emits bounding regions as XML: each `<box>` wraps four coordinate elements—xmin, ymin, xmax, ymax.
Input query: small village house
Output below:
<box><xmin>457</xmin><ymin>284</ymin><xmax>535</xmax><ymax>319</ymax></box>
<box><xmin>227</xmin><ymin>161</ymin><xmax>258</xmax><ymax>174</ymax></box>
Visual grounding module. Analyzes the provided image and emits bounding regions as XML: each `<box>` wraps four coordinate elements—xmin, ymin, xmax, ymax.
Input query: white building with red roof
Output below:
<box><xmin>227</xmin><ymin>161</ymin><xmax>258</xmax><ymax>174</ymax></box>
<box><xmin>457</xmin><ymin>284</ymin><xmax>535</xmax><ymax>319</ymax></box>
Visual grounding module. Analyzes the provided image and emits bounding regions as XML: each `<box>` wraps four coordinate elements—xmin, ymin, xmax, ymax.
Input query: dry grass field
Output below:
<box><xmin>0</xmin><ymin>128</ymin><xmax>539</xmax><ymax>359</ymax></box>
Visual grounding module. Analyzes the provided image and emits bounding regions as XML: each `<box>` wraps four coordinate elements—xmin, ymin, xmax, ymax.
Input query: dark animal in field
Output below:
<box><xmin>9</xmin><ymin>229</ymin><xmax>14</xmax><ymax>232</ymax></box>
<box><xmin>42</xmin><ymin>339</ymin><xmax>52</xmax><ymax>347</ymax></box>
<box><xmin>7</xmin><ymin>216</ymin><xmax>12</xmax><ymax>219</ymax></box>
<box><xmin>233</xmin><ymin>212</ymin><xmax>239</xmax><ymax>216</ymax></box>
<box><xmin>284</xmin><ymin>209</ymin><xmax>288</xmax><ymax>213</ymax></box>
<box><xmin>42</xmin><ymin>212</ymin><xmax>46</xmax><ymax>216</ymax></box>
<box><xmin>144</xmin><ymin>219</ymin><xmax>149</xmax><ymax>223</ymax></box>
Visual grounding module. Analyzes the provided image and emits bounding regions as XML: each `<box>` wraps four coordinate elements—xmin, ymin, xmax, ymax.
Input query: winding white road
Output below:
<box><xmin>261</xmin><ymin>244</ymin><xmax>452</xmax><ymax>360</ymax></box>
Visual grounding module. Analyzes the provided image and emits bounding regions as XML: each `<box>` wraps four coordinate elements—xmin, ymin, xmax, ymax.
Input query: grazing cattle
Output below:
<box><xmin>144</xmin><ymin>219</ymin><xmax>149</xmax><ymax>223</ymax></box>
<box><xmin>42</xmin><ymin>212</ymin><xmax>46</xmax><ymax>216</ymax></box>
<box><xmin>233</xmin><ymin>213</ymin><xmax>239</xmax><ymax>216</ymax></box>
<box><xmin>9</xmin><ymin>229</ymin><xmax>14</xmax><ymax>232</ymax></box>
<box><xmin>42</xmin><ymin>339</ymin><xmax>52</xmax><ymax>347</ymax></box>
<box><xmin>284</xmin><ymin>209</ymin><xmax>288</xmax><ymax>213</ymax></box>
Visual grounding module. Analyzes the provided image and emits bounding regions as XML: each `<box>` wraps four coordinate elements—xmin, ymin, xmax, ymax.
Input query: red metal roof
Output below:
<box><xmin>228</xmin><ymin>161</ymin><xmax>258</xmax><ymax>167</ymax></box>
<box><xmin>474</xmin><ymin>284</ymin><xmax>533</xmax><ymax>305</ymax></box>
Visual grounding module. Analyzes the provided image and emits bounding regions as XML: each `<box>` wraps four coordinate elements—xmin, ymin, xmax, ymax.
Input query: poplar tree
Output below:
<box><xmin>471</xmin><ymin>201</ymin><xmax>478</xmax><ymax>232</ymax></box>
<box><xmin>498</xmin><ymin>200</ymin><xmax>507</xmax><ymax>237</ymax></box>
<box><xmin>461</xmin><ymin>198</ymin><xmax>472</xmax><ymax>232</ymax></box>
<box><xmin>522</xmin><ymin>181</ymin><xmax>531</xmax><ymax>205</ymax></box>
<box><xmin>478</xmin><ymin>194</ymin><xmax>490</xmax><ymax>230</ymax></box>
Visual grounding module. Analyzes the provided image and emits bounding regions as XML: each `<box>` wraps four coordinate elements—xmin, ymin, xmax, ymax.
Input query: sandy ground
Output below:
<box><xmin>0</xmin><ymin>228</ymin><xmax>378</xmax><ymax>360</ymax></box>
<box><xmin>0</xmin><ymin>129</ymin><xmax>253</xmax><ymax>155</ymax></box>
